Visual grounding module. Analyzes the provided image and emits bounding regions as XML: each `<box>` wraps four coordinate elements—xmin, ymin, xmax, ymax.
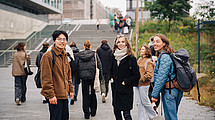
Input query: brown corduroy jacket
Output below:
<box><xmin>137</xmin><ymin>57</ymin><xmax>154</xmax><ymax>86</ymax></box>
<box><xmin>40</xmin><ymin>45</ymin><xmax>73</xmax><ymax>99</ymax></box>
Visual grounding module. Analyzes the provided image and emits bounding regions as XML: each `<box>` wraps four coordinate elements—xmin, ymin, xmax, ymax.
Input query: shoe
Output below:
<box><xmin>153</xmin><ymin>106</ymin><xmax>158</xmax><ymax>114</ymax></box>
<box><xmin>43</xmin><ymin>100</ymin><xmax>47</xmax><ymax>103</ymax></box>
<box><xmin>91</xmin><ymin>113</ymin><xmax>96</xmax><ymax>117</ymax></box>
<box><xmin>16</xmin><ymin>99</ymin><xmax>21</xmax><ymax>106</ymax></box>
<box><xmin>151</xmin><ymin>114</ymin><xmax>159</xmax><ymax>120</ymax></box>
<box><xmin>73</xmin><ymin>96</ymin><xmax>77</xmax><ymax>101</ymax></box>
<box><xmin>102</xmin><ymin>93</ymin><xmax>106</xmax><ymax>103</ymax></box>
<box><xmin>70</xmin><ymin>99</ymin><xmax>74</xmax><ymax>105</ymax></box>
<box><xmin>84</xmin><ymin>113</ymin><xmax>90</xmax><ymax>119</ymax></box>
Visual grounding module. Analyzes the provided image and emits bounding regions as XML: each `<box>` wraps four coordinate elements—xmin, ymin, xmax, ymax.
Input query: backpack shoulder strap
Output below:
<box><xmin>51</xmin><ymin>50</ymin><xmax>56</xmax><ymax>66</ymax></box>
<box><xmin>157</xmin><ymin>52</ymin><xmax>168</xmax><ymax>68</ymax></box>
<box><xmin>144</xmin><ymin>58</ymin><xmax>152</xmax><ymax>71</ymax></box>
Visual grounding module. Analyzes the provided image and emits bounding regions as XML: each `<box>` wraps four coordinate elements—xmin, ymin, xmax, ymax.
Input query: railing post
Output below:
<box><xmin>198</xmin><ymin>19</ymin><xmax>200</xmax><ymax>73</ymax></box>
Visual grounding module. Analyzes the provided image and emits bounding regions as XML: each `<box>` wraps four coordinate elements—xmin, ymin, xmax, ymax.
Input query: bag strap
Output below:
<box><xmin>144</xmin><ymin>58</ymin><xmax>152</xmax><ymax>72</ymax></box>
<box><xmin>51</xmin><ymin>50</ymin><xmax>56</xmax><ymax>66</ymax></box>
<box><xmin>95</xmin><ymin>53</ymin><xmax>97</xmax><ymax>68</ymax></box>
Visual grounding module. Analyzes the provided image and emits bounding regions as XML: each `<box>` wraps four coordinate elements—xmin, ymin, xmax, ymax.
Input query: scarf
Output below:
<box><xmin>114</xmin><ymin>47</ymin><xmax>128</xmax><ymax>62</ymax></box>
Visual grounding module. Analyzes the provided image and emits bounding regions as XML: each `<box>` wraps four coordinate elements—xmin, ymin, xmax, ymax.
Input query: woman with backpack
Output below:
<box><xmin>77</xmin><ymin>40</ymin><xmax>103</xmax><ymax>119</ymax></box>
<box><xmin>151</xmin><ymin>33</ymin><xmax>183</xmax><ymax>120</ymax></box>
<box><xmin>110</xmin><ymin>35</ymin><xmax>140</xmax><ymax>120</ymax></box>
<box><xmin>135</xmin><ymin>45</ymin><xmax>158</xmax><ymax>120</ymax></box>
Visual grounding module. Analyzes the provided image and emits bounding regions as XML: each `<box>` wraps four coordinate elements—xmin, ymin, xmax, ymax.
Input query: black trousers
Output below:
<box><xmin>82</xmin><ymin>79</ymin><xmax>97</xmax><ymax>116</ymax></box>
<box><xmin>14</xmin><ymin>75</ymin><xmax>28</xmax><ymax>102</ymax></box>
<box><xmin>48</xmin><ymin>99</ymin><xmax>69</xmax><ymax>120</ymax></box>
<box><xmin>114</xmin><ymin>109</ymin><xmax>132</xmax><ymax>120</ymax></box>
<box><xmin>103</xmin><ymin>73</ymin><xmax>110</xmax><ymax>97</ymax></box>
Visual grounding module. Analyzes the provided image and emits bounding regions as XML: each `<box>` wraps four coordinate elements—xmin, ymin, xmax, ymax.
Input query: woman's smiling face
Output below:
<box><xmin>153</xmin><ymin>36</ymin><xmax>166</xmax><ymax>52</ymax></box>
<box><xmin>117</xmin><ymin>37</ymin><xmax>126</xmax><ymax>50</ymax></box>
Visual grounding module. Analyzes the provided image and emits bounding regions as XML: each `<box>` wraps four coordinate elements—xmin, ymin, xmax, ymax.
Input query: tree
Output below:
<box><xmin>109</xmin><ymin>7</ymin><xmax>122</xmax><ymax>18</ymax></box>
<box><xmin>145</xmin><ymin>0</ymin><xmax>191</xmax><ymax>31</ymax></box>
<box><xmin>193</xmin><ymin>0</ymin><xmax>215</xmax><ymax>20</ymax></box>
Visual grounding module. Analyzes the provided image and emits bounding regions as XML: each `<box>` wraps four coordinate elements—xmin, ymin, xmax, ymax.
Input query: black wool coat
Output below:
<box><xmin>111</xmin><ymin>55</ymin><xmax>140</xmax><ymax>110</ymax></box>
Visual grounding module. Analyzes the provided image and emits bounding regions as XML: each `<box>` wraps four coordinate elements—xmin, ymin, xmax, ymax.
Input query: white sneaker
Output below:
<box><xmin>16</xmin><ymin>98</ymin><xmax>21</xmax><ymax>106</ymax></box>
<box><xmin>151</xmin><ymin>114</ymin><xmax>159</xmax><ymax>120</ymax></box>
<box><xmin>102</xmin><ymin>93</ymin><xmax>106</xmax><ymax>103</ymax></box>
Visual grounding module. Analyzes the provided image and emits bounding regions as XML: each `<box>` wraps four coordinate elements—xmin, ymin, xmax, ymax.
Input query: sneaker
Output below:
<box><xmin>73</xmin><ymin>96</ymin><xmax>77</xmax><ymax>101</ymax></box>
<box><xmin>151</xmin><ymin>114</ymin><xmax>159</xmax><ymax>120</ymax></box>
<box><xmin>16</xmin><ymin>99</ymin><xmax>21</xmax><ymax>106</ymax></box>
<box><xmin>102</xmin><ymin>93</ymin><xmax>106</xmax><ymax>103</ymax></box>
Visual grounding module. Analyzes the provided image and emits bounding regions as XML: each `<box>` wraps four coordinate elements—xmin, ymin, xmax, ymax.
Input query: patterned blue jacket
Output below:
<box><xmin>151</xmin><ymin>50</ymin><xmax>176</xmax><ymax>98</ymax></box>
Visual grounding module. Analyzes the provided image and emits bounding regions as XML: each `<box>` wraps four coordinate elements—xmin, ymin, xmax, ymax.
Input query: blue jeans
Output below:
<box><xmin>48</xmin><ymin>99</ymin><xmax>69</xmax><ymax>120</ymax></box>
<box><xmin>72</xmin><ymin>75</ymin><xmax>79</xmax><ymax>97</ymax></box>
<box><xmin>162</xmin><ymin>88</ymin><xmax>183</xmax><ymax>120</ymax></box>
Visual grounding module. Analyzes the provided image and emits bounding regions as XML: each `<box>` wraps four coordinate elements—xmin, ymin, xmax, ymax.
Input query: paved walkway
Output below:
<box><xmin>0</xmin><ymin>67</ymin><xmax>214</xmax><ymax>120</ymax></box>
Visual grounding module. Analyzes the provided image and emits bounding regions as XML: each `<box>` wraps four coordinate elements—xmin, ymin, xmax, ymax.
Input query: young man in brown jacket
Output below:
<box><xmin>40</xmin><ymin>30</ymin><xmax>74</xmax><ymax>120</ymax></box>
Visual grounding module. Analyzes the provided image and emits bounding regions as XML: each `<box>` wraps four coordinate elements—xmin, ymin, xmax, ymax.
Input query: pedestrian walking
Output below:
<box><xmin>40</xmin><ymin>30</ymin><xmax>74</xmax><ymax>120</ymax></box>
<box><xmin>135</xmin><ymin>45</ymin><xmax>158</xmax><ymax>120</ymax></box>
<box><xmin>12</xmin><ymin>42</ymin><xmax>30</xmax><ymax>105</ymax></box>
<box><xmin>35</xmin><ymin>42</ymin><xmax>49</xmax><ymax>103</ymax></box>
<box><xmin>96</xmin><ymin>40</ymin><xmax>112</xmax><ymax>103</ymax></box>
<box><xmin>114</xmin><ymin>21</ymin><xmax>119</xmax><ymax>33</ymax></box>
<box><xmin>151</xmin><ymin>33</ymin><xmax>183</xmax><ymax>120</ymax></box>
<box><xmin>69</xmin><ymin>42</ymin><xmax>80</xmax><ymax>104</ymax></box>
<box><xmin>96</xmin><ymin>19</ymin><xmax>100</xmax><ymax>30</ymax></box>
<box><xmin>110</xmin><ymin>35</ymin><xmax>140</xmax><ymax>120</ymax></box>
<box><xmin>110</xmin><ymin>19</ymin><xmax>114</xmax><ymax>28</ymax></box>
<box><xmin>126</xmin><ymin>17</ymin><xmax>132</xmax><ymax>31</ymax></box>
<box><xmin>77</xmin><ymin>40</ymin><xmax>103</xmax><ymax>119</ymax></box>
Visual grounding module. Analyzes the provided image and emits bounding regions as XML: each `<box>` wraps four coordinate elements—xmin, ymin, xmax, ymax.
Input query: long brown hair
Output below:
<box><xmin>154</xmin><ymin>33</ymin><xmax>175</xmax><ymax>56</ymax></box>
<box><xmin>113</xmin><ymin>36</ymin><xmax>134</xmax><ymax>56</ymax></box>
<box><xmin>14</xmin><ymin>42</ymin><xmax>25</xmax><ymax>51</ymax></box>
<box><xmin>140</xmin><ymin>45</ymin><xmax>152</xmax><ymax>58</ymax></box>
<box><xmin>84</xmin><ymin>40</ymin><xmax>91</xmax><ymax>49</ymax></box>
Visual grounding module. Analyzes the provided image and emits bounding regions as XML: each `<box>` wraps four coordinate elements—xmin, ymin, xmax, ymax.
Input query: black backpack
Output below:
<box><xmin>34</xmin><ymin>50</ymin><xmax>56</xmax><ymax>88</ymax></box>
<box><xmin>158</xmin><ymin>49</ymin><xmax>200</xmax><ymax>102</ymax></box>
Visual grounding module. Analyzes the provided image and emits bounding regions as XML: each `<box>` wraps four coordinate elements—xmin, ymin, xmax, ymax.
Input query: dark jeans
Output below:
<box><xmin>14</xmin><ymin>75</ymin><xmax>28</xmax><ymax>102</ymax></box>
<box><xmin>48</xmin><ymin>99</ymin><xmax>69</xmax><ymax>120</ymax></box>
<box><xmin>82</xmin><ymin>79</ymin><xmax>97</xmax><ymax>116</ymax></box>
<box><xmin>104</xmin><ymin>73</ymin><xmax>110</xmax><ymax>97</ymax></box>
<box><xmin>72</xmin><ymin>75</ymin><xmax>79</xmax><ymax>97</ymax></box>
<box><xmin>114</xmin><ymin>109</ymin><xmax>132</xmax><ymax>120</ymax></box>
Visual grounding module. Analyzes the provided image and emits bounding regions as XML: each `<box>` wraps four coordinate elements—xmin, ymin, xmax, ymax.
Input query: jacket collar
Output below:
<box><xmin>51</xmin><ymin>45</ymin><xmax>66</xmax><ymax>56</ymax></box>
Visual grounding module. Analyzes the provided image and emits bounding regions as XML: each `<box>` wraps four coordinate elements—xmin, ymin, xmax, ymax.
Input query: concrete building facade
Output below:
<box><xmin>126</xmin><ymin>0</ymin><xmax>151</xmax><ymax>20</ymax></box>
<box><xmin>49</xmin><ymin>0</ymin><xmax>110</xmax><ymax>21</ymax></box>
<box><xmin>0</xmin><ymin>0</ymin><xmax>62</xmax><ymax>39</ymax></box>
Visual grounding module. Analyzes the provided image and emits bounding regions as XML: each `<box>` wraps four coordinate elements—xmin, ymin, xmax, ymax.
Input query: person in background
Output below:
<box><xmin>12</xmin><ymin>42</ymin><xmax>30</xmax><ymax>106</ymax></box>
<box><xmin>96</xmin><ymin>19</ymin><xmax>100</xmax><ymax>30</ymax></box>
<box><xmin>36</xmin><ymin>42</ymin><xmax>49</xmax><ymax>103</ymax></box>
<box><xmin>69</xmin><ymin>42</ymin><xmax>80</xmax><ymax>104</ymax></box>
<box><xmin>110</xmin><ymin>36</ymin><xmax>140</xmax><ymax>120</ymax></box>
<box><xmin>77</xmin><ymin>40</ymin><xmax>103</xmax><ymax>119</ymax></box>
<box><xmin>110</xmin><ymin>19</ymin><xmax>114</xmax><ymax>29</ymax></box>
<box><xmin>96</xmin><ymin>40</ymin><xmax>112</xmax><ymax>103</ymax></box>
<box><xmin>135</xmin><ymin>45</ymin><xmax>158</xmax><ymax>120</ymax></box>
<box><xmin>40</xmin><ymin>30</ymin><xmax>74</xmax><ymax>120</ymax></box>
<box><xmin>126</xmin><ymin>17</ymin><xmax>132</xmax><ymax>31</ymax></box>
<box><xmin>151</xmin><ymin>33</ymin><xmax>183</xmax><ymax>120</ymax></box>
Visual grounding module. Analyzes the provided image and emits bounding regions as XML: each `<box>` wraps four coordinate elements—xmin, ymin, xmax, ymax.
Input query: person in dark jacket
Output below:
<box><xmin>110</xmin><ymin>36</ymin><xmax>140</xmax><ymax>120</ymax></box>
<box><xmin>35</xmin><ymin>42</ymin><xmax>49</xmax><ymax>103</ymax></box>
<box><xmin>96</xmin><ymin>40</ymin><xmax>112</xmax><ymax>103</ymax></box>
<box><xmin>77</xmin><ymin>40</ymin><xmax>103</xmax><ymax>119</ymax></box>
<box><xmin>69</xmin><ymin>42</ymin><xmax>80</xmax><ymax>103</ymax></box>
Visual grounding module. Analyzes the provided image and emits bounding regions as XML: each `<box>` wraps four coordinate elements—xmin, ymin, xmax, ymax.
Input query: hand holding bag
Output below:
<box><xmin>94</xmin><ymin>53</ymin><xmax>100</xmax><ymax>93</ymax></box>
<box><xmin>24</xmin><ymin>53</ymin><xmax>33</xmax><ymax>75</ymax></box>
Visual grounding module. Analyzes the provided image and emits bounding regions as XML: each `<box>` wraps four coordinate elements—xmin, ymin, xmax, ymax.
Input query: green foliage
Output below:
<box><xmin>145</xmin><ymin>0</ymin><xmax>191</xmax><ymax>31</ymax></box>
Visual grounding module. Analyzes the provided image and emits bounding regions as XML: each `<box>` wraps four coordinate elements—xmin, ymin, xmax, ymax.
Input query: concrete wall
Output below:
<box><xmin>0</xmin><ymin>9</ymin><xmax>47</xmax><ymax>40</ymax></box>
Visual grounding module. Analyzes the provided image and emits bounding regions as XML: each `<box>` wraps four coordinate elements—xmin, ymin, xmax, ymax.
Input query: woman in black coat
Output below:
<box><xmin>110</xmin><ymin>36</ymin><xmax>140</xmax><ymax>120</ymax></box>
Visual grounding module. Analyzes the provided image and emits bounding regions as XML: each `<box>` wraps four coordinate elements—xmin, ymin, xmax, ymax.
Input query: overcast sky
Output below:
<box><xmin>98</xmin><ymin>0</ymin><xmax>126</xmax><ymax>16</ymax></box>
<box><xmin>98</xmin><ymin>0</ymin><xmax>214</xmax><ymax>17</ymax></box>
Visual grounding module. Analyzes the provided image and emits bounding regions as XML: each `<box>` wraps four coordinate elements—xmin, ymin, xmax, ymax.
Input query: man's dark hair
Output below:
<box><xmin>101</xmin><ymin>40</ymin><xmax>107</xmax><ymax>44</ymax></box>
<box><xmin>52</xmin><ymin>30</ymin><xmax>68</xmax><ymax>41</ymax></box>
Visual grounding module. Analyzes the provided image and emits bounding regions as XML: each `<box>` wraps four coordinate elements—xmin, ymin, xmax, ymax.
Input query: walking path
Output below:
<box><xmin>0</xmin><ymin>67</ymin><xmax>214</xmax><ymax>120</ymax></box>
